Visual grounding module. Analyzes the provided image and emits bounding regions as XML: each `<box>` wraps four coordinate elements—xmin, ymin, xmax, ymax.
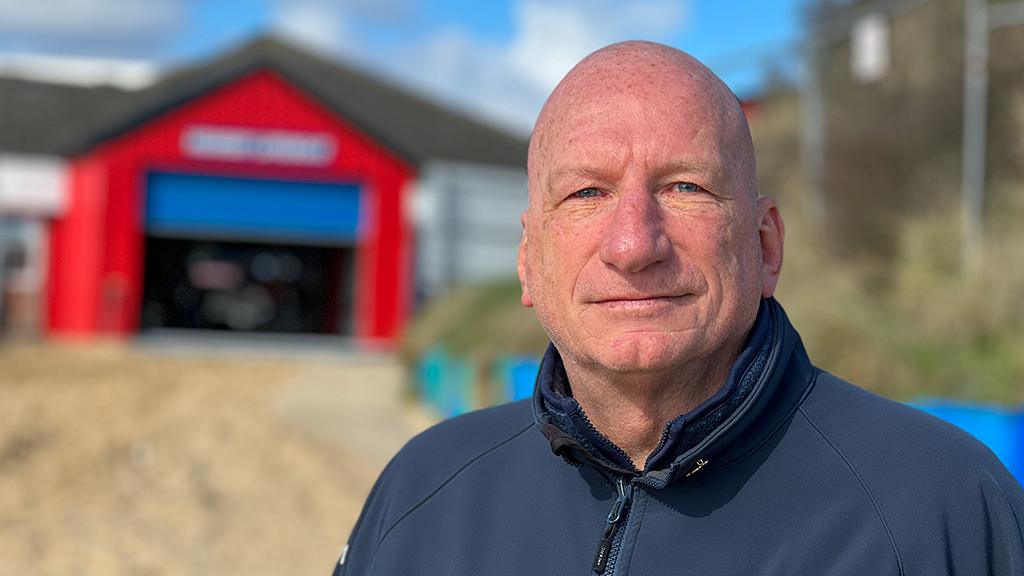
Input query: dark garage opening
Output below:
<box><xmin>141</xmin><ymin>237</ymin><xmax>354</xmax><ymax>335</ymax></box>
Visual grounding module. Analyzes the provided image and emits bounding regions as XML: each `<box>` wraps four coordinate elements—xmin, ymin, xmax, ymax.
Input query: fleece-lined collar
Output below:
<box><xmin>534</xmin><ymin>298</ymin><xmax>798</xmax><ymax>487</ymax></box>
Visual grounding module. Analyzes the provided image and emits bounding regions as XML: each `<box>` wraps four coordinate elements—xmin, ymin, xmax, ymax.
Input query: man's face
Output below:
<box><xmin>519</xmin><ymin>76</ymin><xmax>781</xmax><ymax>375</ymax></box>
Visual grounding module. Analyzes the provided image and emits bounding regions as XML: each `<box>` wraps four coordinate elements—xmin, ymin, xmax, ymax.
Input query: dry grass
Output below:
<box><xmin>778</xmin><ymin>211</ymin><xmax>1024</xmax><ymax>403</ymax></box>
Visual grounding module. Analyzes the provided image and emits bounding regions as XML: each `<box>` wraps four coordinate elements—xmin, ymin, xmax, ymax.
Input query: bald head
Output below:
<box><xmin>528</xmin><ymin>41</ymin><xmax>757</xmax><ymax>202</ymax></box>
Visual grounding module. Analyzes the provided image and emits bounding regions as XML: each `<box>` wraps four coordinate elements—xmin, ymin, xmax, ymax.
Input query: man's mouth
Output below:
<box><xmin>590</xmin><ymin>294</ymin><xmax>692</xmax><ymax>310</ymax></box>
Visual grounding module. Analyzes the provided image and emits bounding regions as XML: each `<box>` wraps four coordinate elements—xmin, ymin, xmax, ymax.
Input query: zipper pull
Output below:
<box><xmin>685</xmin><ymin>458</ymin><xmax>709</xmax><ymax>478</ymax></box>
<box><xmin>592</xmin><ymin>476</ymin><xmax>632</xmax><ymax>574</ymax></box>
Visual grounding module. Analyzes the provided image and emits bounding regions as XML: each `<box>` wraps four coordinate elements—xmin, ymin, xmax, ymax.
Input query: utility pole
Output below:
<box><xmin>802</xmin><ymin>39</ymin><xmax>827</xmax><ymax>226</ymax></box>
<box><xmin>961</xmin><ymin>0</ymin><xmax>989</xmax><ymax>271</ymax></box>
<box><xmin>960</xmin><ymin>0</ymin><xmax>1024</xmax><ymax>271</ymax></box>
<box><xmin>801</xmin><ymin>0</ymin><xmax>929</xmax><ymax>228</ymax></box>
<box><xmin>0</xmin><ymin>214</ymin><xmax>7</xmax><ymax>336</ymax></box>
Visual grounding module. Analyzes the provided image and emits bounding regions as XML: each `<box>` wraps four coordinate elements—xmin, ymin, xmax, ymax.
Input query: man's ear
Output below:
<box><xmin>517</xmin><ymin>212</ymin><xmax>533</xmax><ymax>308</ymax></box>
<box><xmin>756</xmin><ymin>196</ymin><xmax>785</xmax><ymax>298</ymax></box>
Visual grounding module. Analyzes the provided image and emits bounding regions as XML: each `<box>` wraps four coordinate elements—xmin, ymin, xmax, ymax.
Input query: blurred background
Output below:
<box><xmin>0</xmin><ymin>0</ymin><xmax>1022</xmax><ymax>574</ymax></box>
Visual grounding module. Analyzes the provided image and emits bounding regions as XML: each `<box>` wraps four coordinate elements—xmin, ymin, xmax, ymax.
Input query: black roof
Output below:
<box><xmin>2</xmin><ymin>36</ymin><xmax>528</xmax><ymax>168</ymax></box>
<box><xmin>0</xmin><ymin>77</ymin><xmax>136</xmax><ymax>155</ymax></box>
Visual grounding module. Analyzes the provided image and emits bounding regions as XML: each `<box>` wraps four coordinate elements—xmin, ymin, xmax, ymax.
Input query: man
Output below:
<box><xmin>333</xmin><ymin>42</ymin><xmax>1024</xmax><ymax>575</ymax></box>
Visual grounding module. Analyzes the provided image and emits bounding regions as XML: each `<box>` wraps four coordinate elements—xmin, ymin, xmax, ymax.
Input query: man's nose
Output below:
<box><xmin>598</xmin><ymin>191</ymin><xmax>671</xmax><ymax>274</ymax></box>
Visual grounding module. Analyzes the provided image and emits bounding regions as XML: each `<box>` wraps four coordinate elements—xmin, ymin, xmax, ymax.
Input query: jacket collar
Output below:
<box><xmin>533</xmin><ymin>298</ymin><xmax>812</xmax><ymax>488</ymax></box>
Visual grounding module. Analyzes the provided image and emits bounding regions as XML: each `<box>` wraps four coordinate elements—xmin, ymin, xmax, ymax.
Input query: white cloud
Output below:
<box><xmin>0</xmin><ymin>0</ymin><xmax>184</xmax><ymax>40</ymax></box>
<box><xmin>357</xmin><ymin>26</ymin><xmax>537</xmax><ymax>134</ymax></box>
<box><xmin>507</xmin><ymin>0</ymin><xmax>689</xmax><ymax>94</ymax></box>
<box><xmin>0</xmin><ymin>52</ymin><xmax>159</xmax><ymax>88</ymax></box>
<box><xmin>268</xmin><ymin>0</ymin><xmax>421</xmax><ymax>56</ymax></box>
<box><xmin>271</xmin><ymin>2</ymin><xmax>355</xmax><ymax>55</ymax></box>
<box><xmin>506</xmin><ymin>1</ymin><xmax>597</xmax><ymax>93</ymax></box>
<box><xmin>413</xmin><ymin>28</ymin><xmax>543</xmax><ymax>132</ymax></box>
<box><xmin>381</xmin><ymin>0</ymin><xmax>691</xmax><ymax>132</ymax></box>
<box><xmin>617</xmin><ymin>1</ymin><xmax>689</xmax><ymax>37</ymax></box>
<box><xmin>0</xmin><ymin>0</ymin><xmax>187</xmax><ymax>62</ymax></box>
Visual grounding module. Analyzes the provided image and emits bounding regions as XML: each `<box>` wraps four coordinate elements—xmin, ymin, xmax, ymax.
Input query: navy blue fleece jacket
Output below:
<box><xmin>333</xmin><ymin>299</ymin><xmax>1024</xmax><ymax>575</ymax></box>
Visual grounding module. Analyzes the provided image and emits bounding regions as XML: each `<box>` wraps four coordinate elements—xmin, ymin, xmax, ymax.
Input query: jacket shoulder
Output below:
<box><xmin>390</xmin><ymin>398</ymin><xmax>536</xmax><ymax>481</ymax></box>
<box><xmin>798</xmin><ymin>371</ymin><xmax>1024</xmax><ymax>572</ymax></box>
<box><xmin>335</xmin><ymin>400</ymin><xmax>537</xmax><ymax>575</ymax></box>
<box><xmin>800</xmin><ymin>371</ymin><xmax>1010</xmax><ymax>482</ymax></box>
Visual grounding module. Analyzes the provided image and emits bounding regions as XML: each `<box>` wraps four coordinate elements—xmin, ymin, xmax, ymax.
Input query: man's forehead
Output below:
<box><xmin>541</xmin><ymin>118</ymin><xmax>723</xmax><ymax>172</ymax></box>
<box><xmin>535</xmin><ymin>86</ymin><xmax>732</xmax><ymax>184</ymax></box>
<box><xmin>545</xmin><ymin>73</ymin><xmax>716</xmax><ymax>135</ymax></box>
<box><xmin>528</xmin><ymin>42</ymin><xmax>753</xmax><ymax>199</ymax></box>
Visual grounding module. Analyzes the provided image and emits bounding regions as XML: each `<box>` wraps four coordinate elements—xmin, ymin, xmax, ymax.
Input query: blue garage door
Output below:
<box><xmin>146</xmin><ymin>172</ymin><xmax>362</xmax><ymax>244</ymax></box>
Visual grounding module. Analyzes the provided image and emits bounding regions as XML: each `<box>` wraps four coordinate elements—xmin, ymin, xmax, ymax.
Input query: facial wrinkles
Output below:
<box><xmin>539</xmin><ymin>100</ymin><xmax>733</xmax><ymax>303</ymax></box>
<box><xmin>545</xmin><ymin>102</ymin><xmax>721</xmax><ymax>204</ymax></box>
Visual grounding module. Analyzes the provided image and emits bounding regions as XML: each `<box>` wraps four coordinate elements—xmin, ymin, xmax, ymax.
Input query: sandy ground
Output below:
<box><xmin>0</xmin><ymin>339</ymin><xmax>436</xmax><ymax>576</ymax></box>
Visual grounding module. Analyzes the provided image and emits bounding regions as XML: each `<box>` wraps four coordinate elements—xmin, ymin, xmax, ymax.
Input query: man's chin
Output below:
<box><xmin>583</xmin><ymin>331</ymin><xmax>696</xmax><ymax>374</ymax></box>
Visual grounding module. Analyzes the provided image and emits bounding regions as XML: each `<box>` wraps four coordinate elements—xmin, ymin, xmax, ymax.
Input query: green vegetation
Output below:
<box><xmin>399</xmin><ymin>277</ymin><xmax>547</xmax><ymax>366</ymax></box>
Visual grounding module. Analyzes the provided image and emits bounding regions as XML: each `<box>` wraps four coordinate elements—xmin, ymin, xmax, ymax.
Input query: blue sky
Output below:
<box><xmin>0</xmin><ymin>0</ymin><xmax>807</xmax><ymax>133</ymax></box>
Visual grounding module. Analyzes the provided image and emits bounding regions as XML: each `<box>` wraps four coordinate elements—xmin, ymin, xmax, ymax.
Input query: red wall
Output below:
<box><xmin>48</xmin><ymin>69</ymin><xmax>415</xmax><ymax>344</ymax></box>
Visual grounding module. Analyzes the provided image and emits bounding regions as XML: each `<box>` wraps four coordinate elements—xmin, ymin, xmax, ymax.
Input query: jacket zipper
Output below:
<box><xmin>591</xmin><ymin>476</ymin><xmax>633</xmax><ymax>574</ymax></box>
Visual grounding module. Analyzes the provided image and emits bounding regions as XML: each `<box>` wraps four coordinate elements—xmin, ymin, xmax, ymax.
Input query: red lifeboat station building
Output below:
<box><xmin>38</xmin><ymin>38</ymin><xmax>526</xmax><ymax>346</ymax></box>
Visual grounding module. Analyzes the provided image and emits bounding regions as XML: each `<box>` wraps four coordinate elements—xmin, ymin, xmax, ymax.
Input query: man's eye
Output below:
<box><xmin>675</xmin><ymin>182</ymin><xmax>703</xmax><ymax>194</ymax></box>
<box><xmin>572</xmin><ymin>187</ymin><xmax>602</xmax><ymax>199</ymax></box>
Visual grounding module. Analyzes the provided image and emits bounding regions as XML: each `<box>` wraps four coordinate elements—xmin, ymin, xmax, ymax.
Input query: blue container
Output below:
<box><xmin>417</xmin><ymin>347</ymin><xmax>475</xmax><ymax>417</ymax></box>
<box><xmin>494</xmin><ymin>356</ymin><xmax>541</xmax><ymax>403</ymax></box>
<box><xmin>1015</xmin><ymin>412</ymin><xmax>1024</xmax><ymax>484</ymax></box>
<box><xmin>441</xmin><ymin>358</ymin><xmax>473</xmax><ymax>418</ymax></box>
<box><xmin>417</xmin><ymin>348</ymin><xmax>448</xmax><ymax>413</ymax></box>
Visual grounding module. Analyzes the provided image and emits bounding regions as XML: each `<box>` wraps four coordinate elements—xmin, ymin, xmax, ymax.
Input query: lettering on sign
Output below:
<box><xmin>180</xmin><ymin>125</ymin><xmax>337</xmax><ymax>166</ymax></box>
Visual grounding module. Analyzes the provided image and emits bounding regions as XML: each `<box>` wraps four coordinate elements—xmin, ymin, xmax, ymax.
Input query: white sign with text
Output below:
<box><xmin>181</xmin><ymin>125</ymin><xmax>337</xmax><ymax>166</ymax></box>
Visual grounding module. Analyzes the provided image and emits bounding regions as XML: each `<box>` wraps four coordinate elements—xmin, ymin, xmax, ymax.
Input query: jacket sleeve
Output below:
<box><xmin>973</xmin><ymin>466</ymin><xmax>1024</xmax><ymax>575</ymax></box>
<box><xmin>919</xmin><ymin>458</ymin><xmax>1024</xmax><ymax>576</ymax></box>
<box><xmin>331</xmin><ymin>460</ymin><xmax>397</xmax><ymax>576</ymax></box>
